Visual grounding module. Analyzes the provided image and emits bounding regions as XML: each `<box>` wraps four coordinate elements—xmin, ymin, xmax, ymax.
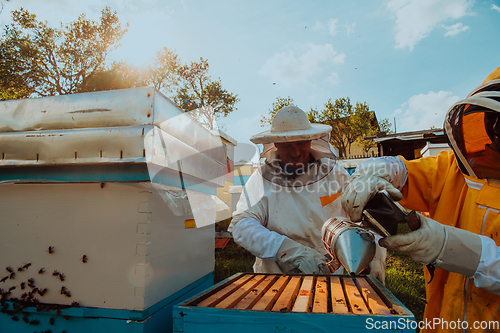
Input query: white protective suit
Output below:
<box><xmin>228</xmin><ymin>149</ymin><xmax>349</xmax><ymax>273</ymax></box>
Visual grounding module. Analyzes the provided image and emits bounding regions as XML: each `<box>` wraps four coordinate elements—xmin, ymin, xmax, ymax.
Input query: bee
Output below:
<box><xmin>22</xmin><ymin>263</ymin><xmax>31</xmax><ymax>269</ymax></box>
<box><xmin>60</xmin><ymin>286</ymin><xmax>67</xmax><ymax>295</ymax></box>
<box><xmin>82</xmin><ymin>255</ymin><xmax>88</xmax><ymax>263</ymax></box>
<box><xmin>58</xmin><ymin>273</ymin><xmax>65</xmax><ymax>282</ymax></box>
<box><xmin>52</xmin><ymin>270</ymin><xmax>59</xmax><ymax>277</ymax></box>
<box><xmin>29</xmin><ymin>319</ymin><xmax>40</xmax><ymax>325</ymax></box>
<box><xmin>38</xmin><ymin>268</ymin><xmax>45</xmax><ymax>274</ymax></box>
<box><xmin>0</xmin><ymin>276</ymin><xmax>8</xmax><ymax>283</ymax></box>
<box><xmin>71</xmin><ymin>301</ymin><xmax>79</xmax><ymax>307</ymax></box>
<box><xmin>5</xmin><ymin>267</ymin><xmax>13</xmax><ymax>273</ymax></box>
<box><xmin>8</xmin><ymin>286</ymin><xmax>15</xmax><ymax>292</ymax></box>
<box><xmin>49</xmin><ymin>317</ymin><xmax>55</xmax><ymax>325</ymax></box>
<box><xmin>63</xmin><ymin>290</ymin><xmax>71</xmax><ymax>298</ymax></box>
<box><xmin>38</xmin><ymin>288</ymin><xmax>48</xmax><ymax>296</ymax></box>
<box><xmin>48</xmin><ymin>246</ymin><xmax>54</xmax><ymax>254</ymax></box>
<box><xmin>28</xmin><ymin>278</ymin><xmax>34</xmax><ymax>284</ymax></box>
<box><xmin>17</xmin><ymin>267</ymin><xmax>24</xmax><ymax>272</ymax></box>
<box><xmin>20</xmin><ymin>292</ymin><xmax>27</xmax><ymax>299</ymax></box>
<box><xmin>62</xmin><ymin>315</ymin><xmax>70</xmax><ymax>320</ymax></box>
<box><xmin>9</xmin><ymin>272</ymin><xmax>15</xmax><ymax>279</ymax></box>
<box><xmin>11</xmin><ymin>315</ymin><xmax>19</xmax><ymax>321</ymax></box>
<box><xmin>20</xmin><ymin>282</ymin><xmax>25</xmax><ymax>289</ymax></box>
<box><xmin>22</xmin><ymin>316</ymin><xmax>29</xmax><ymax>323</ymax></box>
<box><xmin>55</xmin><ymin>309</ymin><xmax>61</xmax><ymax>317</ymax></box>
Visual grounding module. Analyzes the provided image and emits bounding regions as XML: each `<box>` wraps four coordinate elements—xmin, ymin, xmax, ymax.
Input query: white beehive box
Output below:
<box><xmin>0</xmin><ymin>88</ymin><xmax>225</xmax><ymax>332</ymax></box>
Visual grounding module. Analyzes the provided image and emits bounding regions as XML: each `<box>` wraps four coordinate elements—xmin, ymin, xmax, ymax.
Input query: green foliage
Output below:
<box><xmin>0</xmin><ymin>7</ymin><xmax>127</xmax><ymax>98</ymax></box>
<box><xmin>385</xmin><ymin>250</ymin><xmax>426</xmax><ymax>324</ymax></box>
<box><xmin>358</xmin><ymin>117</ymin><xmax>394</xmax><ymax>153</ymax></box>
<box><xmin>214</xmin><ymin>239</ymin><xmax>254</xmax><ymax>283</ymax></box>
<box><xmin>308</xmin><ymin>97</ymin><xmax>378</xmax><ymax>158</ymax></box>
<box><xmin>261</xmin><ymin>96</ymin><xmax>295</xmax><ymax>127</ymax></box>
<box><xmin>145</xmin><ymin>47</ymin><xmax>181</xmax><ymax>95</ymax></box>
<box><xmin>174</xmin><ymin>58</ymin><xmax>239</xmax><ymax>130</ymax></box>
<box><xmin>79</xmin><ymin>60</ymin><xmax>146</xmax><ymax>92</ymax></box>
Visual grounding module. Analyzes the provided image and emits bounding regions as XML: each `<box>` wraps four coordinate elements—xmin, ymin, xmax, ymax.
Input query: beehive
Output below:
<box><xmin>173</xmin><ymin>273</ymin><xmax>416</xmax><ymax>332</ymax></box>
<box><xmin>0</xmin><ymin>87</ymin><xmax>226</xmax><ymax>332</ymax></box>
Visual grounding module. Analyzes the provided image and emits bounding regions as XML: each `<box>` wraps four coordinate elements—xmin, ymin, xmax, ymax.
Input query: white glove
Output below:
<box><xmin>379</xmin><ymin>213</ymin><xmax>482</xmax><ymax>277</ymax></box>
<box><xmin>276</xmin><ymin>238</ymin><xmax>331</xmax><ymax>274</ymax></box>
<box><xmin>341</xmin><ymin>157</ymin><xmax>407</xmax><ymax>222</ymax></box>
<box><xmin>368</xmin><ymin>238</ymin><xmax>387</xmax><ymax>285</ymax></box>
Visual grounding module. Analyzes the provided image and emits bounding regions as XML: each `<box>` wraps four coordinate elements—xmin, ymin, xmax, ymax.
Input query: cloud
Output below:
<box><xmin>387</xmin><ymin>0</ymin><xmax>474</xmax><ymax>51</ymax></box>
<box><xmin>492</xmin><ymin>4</ymin><xmax>500</xmax><ymax>13</ymax></box>
<box><xmin>310</xmin><ymin>22</ymin><xmax>324</xmax><ymax>31</ymax></box>
<box><xmin>345</xmin><ymin>22</ymin><xmax>356</xmax><ymax>37</ymax></box>
<box><xmin>325</xmin><ymin>72</ymin><xmax>341</xmax><ymax>84</ymax></box>
<box><xmin>393</xmin><ymin>91</ymin><xmax>461</xmax><ymax>132</ymax></box>
<box><xmin>328</xmin><ymin>19</ymin><xmax>338</xmax><ymax>36</ymax></box>
<box><xmin>258</xmin><ymin>44</ymin><xmax>346</xmax><ymax>87</ymax></box>
<box><xmin>443</xmin><ymin>22</ymin><xmax>470</xmax><ymax>37</ymax></box>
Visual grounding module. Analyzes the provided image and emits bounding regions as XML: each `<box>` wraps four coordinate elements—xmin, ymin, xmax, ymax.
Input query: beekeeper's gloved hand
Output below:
<box><xmin>341</xmin><ymin>157</ymin><xmax>407</xmax><ymax>221</ymax></box>
<box><xmin>276</xmin><ymin>238</ymin><xmax>331</xmax><ymax>274</ymax></box>
<box><xmin>379</xmin><ymin>213</ymin><xmax>482</xmax><ymax>277</ymax></box>
<box><xmin>367</xmin><ymin>239</ymin><xmax>387</xmax><ymax>285</ymax></box>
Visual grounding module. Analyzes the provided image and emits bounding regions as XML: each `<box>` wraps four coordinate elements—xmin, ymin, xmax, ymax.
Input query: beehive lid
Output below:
<box><xmin>0</xmin><ymin>88</ymin><xmax>227</xmax><ymax>189</ymax></box>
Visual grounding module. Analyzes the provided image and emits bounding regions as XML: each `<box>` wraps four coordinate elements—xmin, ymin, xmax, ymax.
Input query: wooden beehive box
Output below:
<box><xmin>173</xmin><ymin>273</ymin><xmax>416</xmax><ymax>333</ymax></box>
<box><xmin>0</xmin><ymin>88</ymin><xmax>227</xmax><ymax>332</ymax></box>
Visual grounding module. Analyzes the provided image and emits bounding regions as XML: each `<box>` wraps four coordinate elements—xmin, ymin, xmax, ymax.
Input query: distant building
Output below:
<box><xmin>367</xmin><ymin>128</ymin><xmax>450</xmax><ymax>160</ymax></box>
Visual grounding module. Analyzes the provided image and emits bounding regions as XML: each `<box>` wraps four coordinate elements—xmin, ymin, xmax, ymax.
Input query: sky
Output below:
<box><xmin>1</xmin><ymin>0</ymin><xmax>499</xmax><ymax>161</ymax></box>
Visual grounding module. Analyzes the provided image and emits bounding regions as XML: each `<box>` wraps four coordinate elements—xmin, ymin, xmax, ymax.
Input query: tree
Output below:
<box><xmin>173</xmin><ymin>58</ymin><xmax>239</xmax><ymax>130</ymax></box>
<box><xmin>145</xmin><ymin>47</ymin><xmax>181</xmax><ymax>96</ymax></box>
<box><xmin>308</xmin><ymin>97</ymin><xmax>380</xmax><ymax>159</ymax></box>
<box><xmin>78</xmin><ymin>60</ymin><xmax>146</xmax><ymax>93</ymax></box>
<box><xmin>358</xmin><ymin>116</ymin><xmax>393</xmax><ymax>153</ymax></box>
<box><xmin>0</xmin><ymin>7</ymin><xmax>127</xmax><ymax>98</ymax></box>
<box><xmin>261</xmin><ymin>96</ymin><xmax>294</xmax><ymax>127</ymax></box>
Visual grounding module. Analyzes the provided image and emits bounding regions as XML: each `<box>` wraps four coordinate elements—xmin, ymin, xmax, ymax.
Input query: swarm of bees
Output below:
<box><xmin>0</xmin><ymin>245</ymin><xmax>89</xmax><ymax>332</ymax></box>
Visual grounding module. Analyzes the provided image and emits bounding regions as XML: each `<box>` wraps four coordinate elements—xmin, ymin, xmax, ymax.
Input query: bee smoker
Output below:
<box><xmin>321</xmin><ymin>217</ymin><xmax>376</xmax><ymax>276</ymax></box>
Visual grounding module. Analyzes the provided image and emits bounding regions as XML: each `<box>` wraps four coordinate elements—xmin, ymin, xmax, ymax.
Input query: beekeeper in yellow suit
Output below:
<box><xmin>229</xmin><ymin>105</ymin><xmax>387</xmax><ymax>281</ymax></box>
<box><xmin>341</xmin><ymin>66</ymin><xmax>500</xmax><ymax>332</ymax></box>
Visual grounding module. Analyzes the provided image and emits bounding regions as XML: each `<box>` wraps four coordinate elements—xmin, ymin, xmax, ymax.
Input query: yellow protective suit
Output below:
<box><xmin>399</xmin><ymin>67</ymin><xmax>500</xmax><ymax>332</ymax></box>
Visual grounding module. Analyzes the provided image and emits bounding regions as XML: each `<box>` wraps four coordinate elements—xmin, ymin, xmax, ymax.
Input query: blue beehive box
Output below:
<box><xmin>173</xmin><ymin>273</ymin><xmax>416</xmax><ymax>333</ymax></box>
<box><xmin>0</xmin><ymin>88</ymin><xmax>228</xmax><ymax>332</ymax></box>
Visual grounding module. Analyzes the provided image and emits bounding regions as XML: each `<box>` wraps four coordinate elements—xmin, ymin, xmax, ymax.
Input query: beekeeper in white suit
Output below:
<box><xmin>228</xmin><ymin>105</ymin><xmax>387</xmax><ymax>282</ymax></box>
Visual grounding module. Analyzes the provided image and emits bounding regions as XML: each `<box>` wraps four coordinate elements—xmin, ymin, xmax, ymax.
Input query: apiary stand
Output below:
<box><xmin>173</xmin><ymin>273</ymin><xmax>416</xmax><ymax>333</ymax></box>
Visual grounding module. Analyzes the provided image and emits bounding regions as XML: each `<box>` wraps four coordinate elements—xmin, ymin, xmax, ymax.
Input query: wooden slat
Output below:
<box><xmin>292</xmin><ymin>276</ymin><xmax>314</xmax><ymax>312</ymax></box>
<box><xmin>312</xmin><ymin>276</ymin><xmax>328</xmax><ymax>313</ymax></box>
<box><xmin>330</xmin><ymin>276</ymin><xmax>349</xmax><ymax>314</ymax></box>
<box><xmin>197</xmin><ymin>274</ymin><xmax>254</xmax><ymax>307</ymax></box>
<box><xmin>343</xmin><ymin>277</ymin><xmax>370</xmax><ymax>315</ymax></box>
<box><xmin>234</xmin><ymin>275</ymin><xmax>277</xmax><ymax>310</ymax></box>
<box><xmin>252</xmin><ymin>275</ymin><xmax>289</xmax><ymax>311</ymax></box>
<box><xmin>355</xmin><ymin>277</ymin><xmax>391</xmax><ymax>315</ymax></box>
<box><xmin>215</xmin><ymin>275</ymin><xmax>267</xmax><ymax>309</ymax></box>
<box><xmin>365</xmin><ymin>275</ymin><xmax>414</xmax><ymax>316</ymax></box>
<box><xmin>271</xmin><ymin>276</ymin><xmax>302</xmax><ymax>312</ymax></box>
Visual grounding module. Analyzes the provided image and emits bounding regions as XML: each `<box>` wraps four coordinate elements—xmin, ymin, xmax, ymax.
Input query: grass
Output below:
<box><xmin>214</xmin><ymin>239</ymin><xmax>427</xmax><ymax>324</ymax></box>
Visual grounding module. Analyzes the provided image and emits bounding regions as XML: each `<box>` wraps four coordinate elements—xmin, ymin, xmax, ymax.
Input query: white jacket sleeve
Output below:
<box><xmin>228</xmin><ymin>171</ymin><xmax>286</xmax><ymax>260</ymax></box>
<box><xmin>473</xmin><ymin>236</ymin><xmax>500</xmax><ymax>295</ymax></box>
<box><xmin>231</xmin><ymin>217</ymin><xmax>286</xmax><ymax>260</ymax></box>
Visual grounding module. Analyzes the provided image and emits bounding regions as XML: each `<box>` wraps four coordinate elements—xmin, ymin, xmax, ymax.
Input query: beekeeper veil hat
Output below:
<box><xmin>250</xmin><ymin>105</ymin><xmax>337</xmax><ymax>161</ymax></box>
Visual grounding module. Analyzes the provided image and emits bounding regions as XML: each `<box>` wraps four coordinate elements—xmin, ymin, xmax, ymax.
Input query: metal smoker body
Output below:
<box><xmin>322</xmin><ymin>217</ymin><xmax>376</xmax><ymax>276</ymax></box>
